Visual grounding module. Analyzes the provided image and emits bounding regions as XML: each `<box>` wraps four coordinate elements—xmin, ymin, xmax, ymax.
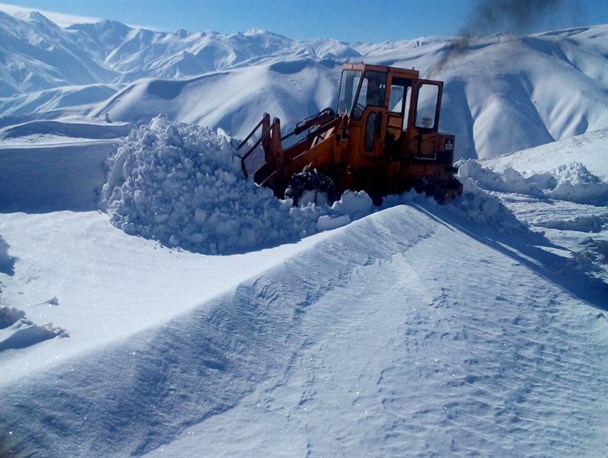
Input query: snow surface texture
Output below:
<box><xmin>1</xmin><ymin>8</ymin><xmax>607</xmax><ymax>159</ymax></box>
<box><xmin>0</xmin><ymin>236</ymin><xmax>66</xmax><ymax>355</ymax></box>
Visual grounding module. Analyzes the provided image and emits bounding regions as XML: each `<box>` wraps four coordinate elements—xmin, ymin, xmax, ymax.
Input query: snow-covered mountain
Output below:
<box><xmin>0</xmin><ymin>9</ymin><xmax>350</xmax><ymax>95</ymax></box>
<box><xmin>0</xmin><ymin>11</ymin><xmax>118</xmax><ymax>96</ymax></box>
<box><xmin>0</xmin><ymin>6</ymin><xmax>607</xmax><ymax>457</ymax></box>
<box><xmin>1</xmin><ymin>9</ymin><xmax>607</xmax><ymax>158</ymax></box>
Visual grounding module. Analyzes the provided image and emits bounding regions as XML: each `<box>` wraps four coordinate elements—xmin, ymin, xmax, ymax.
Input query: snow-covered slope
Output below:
<box><xmin>88</xmin><ymin>61</ymin><xmax>338</xmax><ymax>139</ymax></box>
<box><xmin>0</xmin><ymin>10</ymin><xmax>346</xmax><ymax>95</ymax></box>
<box><xmin>1</xmin><ymin>114</ymin><xmax>607</xmax><ymax>456</ymax></box>
<box><xmin>1</xmin><ymin>7</ymin><xmax>607</xmax><ymax>158</ymax></box>
<box><xmin>1</xmin><ymin>202</ymin><xmax>606</xmax><ymax>457</ymax></box>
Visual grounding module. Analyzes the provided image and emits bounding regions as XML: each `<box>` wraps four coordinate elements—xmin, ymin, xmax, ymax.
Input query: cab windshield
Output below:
<box><xmin>337</xmin><ymin>69</ymin><xmax>387</xmax><ymax>119</ymax></box>
<box><xmin>337</xmin><ymin>70</ymin><xmax>362</xmax><ymax>116</ymax></box>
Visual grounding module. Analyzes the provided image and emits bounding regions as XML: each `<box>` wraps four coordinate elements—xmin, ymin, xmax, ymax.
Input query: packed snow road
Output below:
<box><xmin>1</xmin><ymin>205</ymin><xmax>606</xmax><ymax>457</ymax></box>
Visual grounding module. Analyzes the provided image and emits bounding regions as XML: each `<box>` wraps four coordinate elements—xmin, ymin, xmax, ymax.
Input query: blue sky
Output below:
<box><xmin>2</xmin><ymin>0</ymin><xmax>607</xmax><ymax>42</ymax></box>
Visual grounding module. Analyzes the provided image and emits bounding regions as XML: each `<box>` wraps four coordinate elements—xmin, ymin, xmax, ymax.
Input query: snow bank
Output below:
<box><xmin>458</xmin><ymin>161</ymin><xmax>545</xmax><ymax>197</ymax></box>
<box><xmin>101</xmin><ymin>115</ymin><xmax>308</xmax><ymax>254</ymax></box>
<box><xmin>459</xmin><ymin>159</ymin><xmax>608</xmax><ymax>205</ymax></box>
<box><xmin>1</xmin><ymin>120</ymin><xmax>133</xmax><ymax>140</ymax></box>
<box><xmin>101</xmin><ymin>116</ymin><xmax>378</xmax><ymax>254</ymax></box>
<box><xmin>545</xmin><ymin>162</ymin><xmax>608</xmax><ymax>203</ymax></box>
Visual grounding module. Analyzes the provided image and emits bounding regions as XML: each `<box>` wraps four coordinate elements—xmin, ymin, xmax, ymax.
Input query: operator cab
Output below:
<box><xmin>337</xmin><ymin>64</ymin><xmax>444</xmax><ymax>156</ymax></box>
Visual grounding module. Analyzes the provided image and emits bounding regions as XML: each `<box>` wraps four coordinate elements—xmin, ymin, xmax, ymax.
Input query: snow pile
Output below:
<box><xmin>101</xmin><ymin>115</ymin><xmax>312</xmax><ymax>254</ymax></box>
<box><xmin>545</xmin><ymin>162</ymin><xmax>608</xmax><ymax>203</ymax></box>
<box><xmin>458</xmin><ymin>160</ymin><xmax>545</xmax><ymax>197</ymax></box>
<box><xmin>459</xmin><ymin>159</ymin><xmax>608</xmax><ymax>204</ymax></box>
<box><xmin>316</xmin><ymin>191</ymin><xmax>373</xmax><ymax>231</ymax></box>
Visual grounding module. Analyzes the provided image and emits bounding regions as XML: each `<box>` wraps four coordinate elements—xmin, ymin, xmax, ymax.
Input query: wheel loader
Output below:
<box><xmin>237</xmin><ymin>63</ymin><xmax>462</xmax><ymax>205</ymax></box>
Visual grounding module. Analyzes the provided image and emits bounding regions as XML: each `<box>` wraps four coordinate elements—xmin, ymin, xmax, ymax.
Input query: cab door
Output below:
<box><xmin>385</xmin><ymin>75</ymin><xmax>413</xmax><ymax>155</ymax></box>
<box><xmin>350</xmin><ymin>70</ymin><xmax>388</xmax><ymax>158</ymax></box>
<box><xmin>362</xmin><ymin>108</ymin><xmax>385</xmax><ymax>156</ymax></box>
<box><xmin>407</xmin><ymin>80</ymin><xmax>443</xmax><ymax>156</ymax></box>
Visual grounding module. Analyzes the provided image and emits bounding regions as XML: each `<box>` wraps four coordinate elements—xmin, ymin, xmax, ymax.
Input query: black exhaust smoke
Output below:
<box><xmin>465</xmin><ymin>0</ymin><xmax>564</xmax><ymax>35</ymax></box>
<box><xmin>429</xmin><ymin>0</ymin><xmax>582</xmax><ymax>75</ymax></box>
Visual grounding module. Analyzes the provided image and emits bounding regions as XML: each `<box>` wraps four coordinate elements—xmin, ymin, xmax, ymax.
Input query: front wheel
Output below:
<box><xmin>284</xmin><ymin>169</ymin><xmax>339</xmax><ymax>206</ymax></box>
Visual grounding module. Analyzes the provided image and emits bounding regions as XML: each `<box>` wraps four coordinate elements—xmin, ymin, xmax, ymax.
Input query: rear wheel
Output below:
<box><xmin>285</xmin><ymin>169</ymin><xmax>338</xmax><ymax>206</ymax></box>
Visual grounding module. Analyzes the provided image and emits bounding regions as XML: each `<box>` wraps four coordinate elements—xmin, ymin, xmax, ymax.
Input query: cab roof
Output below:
<box><xmin>341</xmin><ymin>63</ymin><xmax>420</xmax><ymax>80</ymax></box>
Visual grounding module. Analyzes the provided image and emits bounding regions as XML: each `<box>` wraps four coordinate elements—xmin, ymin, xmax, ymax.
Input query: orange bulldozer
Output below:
<box><xmin>237</xmin><ymin>63</ymin><xmax>462</xmax><ymax>205</ymax></box>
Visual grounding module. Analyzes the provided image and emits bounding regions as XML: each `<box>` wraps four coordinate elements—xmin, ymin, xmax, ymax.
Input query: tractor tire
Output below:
<box><xmin>285</xmin><ymin>169</ymin><xmax>338</xmax><ymax>206</ymax></box>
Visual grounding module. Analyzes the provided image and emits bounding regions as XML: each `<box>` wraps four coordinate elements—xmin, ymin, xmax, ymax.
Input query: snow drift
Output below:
<box><xmin>1</xmin><ymin>204</ymin><xmax>606</xmax><ymax>457</ymax></box>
